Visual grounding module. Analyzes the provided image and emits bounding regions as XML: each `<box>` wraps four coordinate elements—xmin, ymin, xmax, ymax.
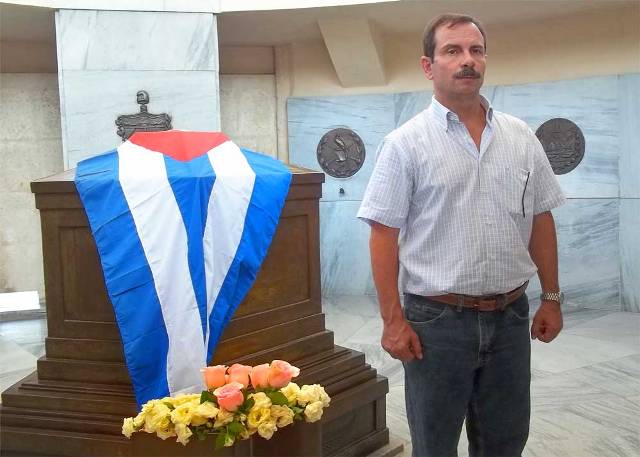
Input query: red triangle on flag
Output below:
<box><xmin>128</xmin><ymin>131</ymin><xmax>230</xmax><ymax>162</ymax></box>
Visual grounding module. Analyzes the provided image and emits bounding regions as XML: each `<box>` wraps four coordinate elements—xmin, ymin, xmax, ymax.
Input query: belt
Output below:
<box><xmin>424</xmin><ymin>282</ymin><xmax>528</xmax><ymax>312</ymax></box>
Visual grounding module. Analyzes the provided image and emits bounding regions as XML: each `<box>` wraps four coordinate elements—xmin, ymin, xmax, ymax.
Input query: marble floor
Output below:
<box><xmin>322</xmin><ymin>295</ymin><xmax>640</xmax><ymax>457</ymax></box>
<box><xmin>0</xmin><ymin>298</ymin><xmax>638</xmax><ymax>457</ymax></box>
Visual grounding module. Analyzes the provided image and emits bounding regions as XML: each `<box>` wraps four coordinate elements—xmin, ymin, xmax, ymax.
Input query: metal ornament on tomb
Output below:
<box><xmin>316</xmin><ymin>128</ymin><xmax>366</xmax><ymax>178</ymax></box>
<box><xmin>115</xmin><ymin>90</ymin><xmax>172</xmax><ymax>141</ymax></box>
<box><xmin>535</xmin><ymin>118</ymin><xmax>585</xmax><ymax>175</ymax></box>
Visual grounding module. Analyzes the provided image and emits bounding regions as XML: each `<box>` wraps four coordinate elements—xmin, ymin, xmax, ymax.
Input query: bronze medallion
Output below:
<box><xmin>535</xmin><ymin>118</ymin><xmax>585</xmax><ymax>175</ymax></box>
<box><xmin>316</xmin><ymin>128</ymin><xmax>366</xmax><ymax>178</ymax></box>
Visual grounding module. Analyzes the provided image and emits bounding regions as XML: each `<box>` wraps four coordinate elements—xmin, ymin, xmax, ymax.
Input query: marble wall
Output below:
<box><xmin>288</xmin><ymin>74</ymin><xmax>639</xmax><ymax>311</ymax></box>
<box><xmin>0</xmin><ymin>74</ymin><xmax>64</xmax><ymax>298</ymax></box>
<box><xmin>56</xmin><ymin>10</ymin><xmax>221</xmax><ymax>168</ymax></box>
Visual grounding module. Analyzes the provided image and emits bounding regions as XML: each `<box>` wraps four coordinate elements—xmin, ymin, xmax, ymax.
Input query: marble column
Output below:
<box><xmin>55</xmin><ymin>9</ymin><xmax>220</xmax><ymax>169</ymax></box>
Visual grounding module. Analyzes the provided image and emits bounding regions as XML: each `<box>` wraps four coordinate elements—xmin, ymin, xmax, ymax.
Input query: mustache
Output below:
<box><xmin>454</xmin><ymin>68</ymin><xmax>481</xmax><ymax>79</ymax></box>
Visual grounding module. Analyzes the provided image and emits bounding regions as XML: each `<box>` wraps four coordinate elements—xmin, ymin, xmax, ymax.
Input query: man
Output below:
<box><xmin>357</xmin><ymin>13</ymin><xmax>565</xmax><ymax>457</ymax></box>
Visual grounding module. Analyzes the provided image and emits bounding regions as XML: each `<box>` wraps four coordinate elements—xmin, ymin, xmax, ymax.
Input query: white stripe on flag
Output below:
<box><xmin>204</xmin><ymin>141</ymin><xmax>256</xmax><ymax>350</ymax></box>
<box><xmin>118</xmin><ymin>141</ymin><xmax>205</xmax><ymax>395</ymax></box>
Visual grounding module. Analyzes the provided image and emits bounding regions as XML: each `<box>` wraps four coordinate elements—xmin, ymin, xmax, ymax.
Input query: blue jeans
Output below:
<box><xmin>403</xmin><ymin>293</ymin><xmax>531</xmax><ymax>457</ymax></box>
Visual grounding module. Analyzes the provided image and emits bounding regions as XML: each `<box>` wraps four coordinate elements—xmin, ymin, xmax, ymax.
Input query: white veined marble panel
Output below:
<box><xmin>618</xmin><ymin>74</ymin><xmax>640</xmax><ymax>199</ymax></box>
<box><xmin>527</xmin><ymin>199</ymin><xmax>620</xmax><ymax>310</ymax></box>
<box><xmin>287</xmin><ymin>94</ymin><xmax>395</xmax><ymax>202</ymax></box>
<box><xmin>620</xmin><ymin>198</ymin><xmax>640</xmax><ymax>312</ymax></box>
<box><xmin>488</xmin><ymin>76</ymin><xmax>620</xmax><ymax>198</ymax></box>
<box><xmin>60</xmin><ymin>70</ymin><xmax>220</xmax><ymax>168</ymax></box>
<box><xmin>56</xmin><ymin>10</ymin><xmax>218</xmax><ymax>71</ymax></box>
<box><xmin>319</xmin><ymin>200</ymin><xmax>376</xmax><ymax>295</ymax></box>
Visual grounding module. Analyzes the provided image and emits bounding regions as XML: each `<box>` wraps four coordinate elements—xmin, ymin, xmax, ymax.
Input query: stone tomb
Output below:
<box><xmin>0</xmin><ymin>166</ymin><xmax>390</xmax><ymax>456</ymax></box>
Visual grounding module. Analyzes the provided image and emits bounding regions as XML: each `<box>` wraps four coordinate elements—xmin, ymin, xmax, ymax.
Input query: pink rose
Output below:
<box><xmin>268</xmin><ymin>360</ymin><xmax>300</xmax><ymax>389</ymax></box>
<box><xmin>201</xmin><ymin>365</ymin><xmax>227</xmax><ymax>389</ymax></box>
<box><xmin>214</xmin><ymin>382</ymin><xmax>245</xmax><ymax>412</ymax></box>
<box><xmin>227</xmin><ymin>363</ymin><xmax>252</xmax><ymax>388</ymax></box>
<box><xmin>250</xmin><ymin>363</ymin><xmax>270</xmax><ymax>388</ymax></box>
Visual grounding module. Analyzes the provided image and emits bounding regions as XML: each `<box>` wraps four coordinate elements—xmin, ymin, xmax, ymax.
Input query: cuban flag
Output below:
<box><xmin>74</xmin><ymin>131</ymin><xmax>291</xmax><ymax>408</ymax></box>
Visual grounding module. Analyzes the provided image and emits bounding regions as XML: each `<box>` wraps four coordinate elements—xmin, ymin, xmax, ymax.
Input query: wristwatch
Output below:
<box><xmin>540</xmin><ymin>291</ymin><xmax>564</xmax><ymax>305</ymax></box>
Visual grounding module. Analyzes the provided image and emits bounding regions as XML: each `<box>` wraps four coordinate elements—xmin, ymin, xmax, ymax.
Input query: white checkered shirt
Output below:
<box><xmin>358</xmin><ymin>96</ymin><xmax>566</xmax><ymax>296</ymax></box>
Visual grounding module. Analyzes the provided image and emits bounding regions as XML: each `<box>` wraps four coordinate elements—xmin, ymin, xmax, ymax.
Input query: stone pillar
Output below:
<box><xmin>55</xmin><ymin>9</ymin><xmax>220</xmax><ymax>169</ymax></box>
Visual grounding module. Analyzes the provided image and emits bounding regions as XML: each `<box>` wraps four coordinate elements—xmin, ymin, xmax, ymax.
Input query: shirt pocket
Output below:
<box><xmin>501</xmin><ymin>166</ymin><xmax>534</xmax><ymax>218</ymax></box>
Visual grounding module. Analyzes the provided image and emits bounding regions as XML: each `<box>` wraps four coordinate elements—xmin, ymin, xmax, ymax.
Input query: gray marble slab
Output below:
<box><xmin>319</xmin><ymin>201</ymin><xmax>376</xmax><ymax>295</ymax></box>
<box><xmin>619</xmin><ymin>74</ymin><xmax>640</xmax><ymax>198</ymax></box>
<box><xmin>56</xmin><ymin>10</ymin><xmax>218</xmax><ymax>71</ymax></box>
<box><xmin>527</xmin><ymin>199</ymin><xmax>620</xmax><ymax>310</ymax></box>
<box><xmin>489</xmin><ymin>76</ymin><xmax>620</xmax><ymax>198</ymax></box>
<box><xmin>287</xmin><ymin>94</ymin><xmax>395</xmax><ymax>202</ymax></box>
<box><xmin>620</xmin><ymin>199</ymin><xmax>640</xmax><ymax>312</ymax></box>
<box><xmin>60</xmin><ymin>70</ymin><xmax>220</xmax><ymax>167</ymax></box>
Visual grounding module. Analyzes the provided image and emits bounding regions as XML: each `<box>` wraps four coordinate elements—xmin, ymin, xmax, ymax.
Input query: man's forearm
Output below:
<box><xmin>369</xmin><ymin>223</ymin><xmax>403</xmax><ymax>323</ymax></box>
<box><xmin>529</xmin><ymin>211</ymin><xmax>559</xmax><ymax>292</ymax></box>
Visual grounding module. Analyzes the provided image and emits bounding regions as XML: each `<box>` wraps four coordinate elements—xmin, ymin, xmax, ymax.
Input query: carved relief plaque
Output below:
<box><xmin>316</xmin><ymin>128</ymin><xmax>366</xmax><ymax>178</ymax></box>
<box><xmin>535</xmin><ymin>118</ymin><xmax>585</xmax><ymax>175</ymax></box>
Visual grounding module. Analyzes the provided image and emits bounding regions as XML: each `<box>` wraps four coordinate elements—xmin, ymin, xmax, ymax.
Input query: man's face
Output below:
<box><xmin>421</xmin><ymin>22</ymin><xmax>486</xmax><ymax>99</ymax></box>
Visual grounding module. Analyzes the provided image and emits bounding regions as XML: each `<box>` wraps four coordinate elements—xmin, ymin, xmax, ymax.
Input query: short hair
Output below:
<box><xmin>422</xmin><ymin>13</ymin><xmax>487</xmax><ymax>59</ymax></box>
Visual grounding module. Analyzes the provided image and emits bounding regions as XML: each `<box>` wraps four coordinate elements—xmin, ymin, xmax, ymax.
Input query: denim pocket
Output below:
<box><xmin>403</xmin><ymin>295</ymin><xmax>450</xmax><ymax>326</ymax></box>
<box><xmin>505</xmin><ymin>295</ymin><xmax>530</xmax><ymax>321</ymax></box>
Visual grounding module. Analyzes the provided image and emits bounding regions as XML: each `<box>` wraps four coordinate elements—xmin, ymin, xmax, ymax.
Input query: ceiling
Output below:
<box><xmin>0</xmin><ymin>0</ymin><xmax>635</xmax><ymax>45</ymax></box>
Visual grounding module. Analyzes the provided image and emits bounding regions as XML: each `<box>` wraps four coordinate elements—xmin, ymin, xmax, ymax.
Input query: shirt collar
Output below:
<box><xmin>428</xmin><ymin>95</ymin><xmax>494</xmax><ymax>131</ymax></box>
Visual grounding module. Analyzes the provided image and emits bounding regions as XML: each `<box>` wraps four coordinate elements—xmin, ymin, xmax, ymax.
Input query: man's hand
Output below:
<box><xmin>531</xmin><ymin>300</ymin><xmax>563</xmax><ymax>343</ymax></box>
<box><xmin>382</xmin><ymin>315</ymin><xmax>423</xmax><ymax>362</ymax></box>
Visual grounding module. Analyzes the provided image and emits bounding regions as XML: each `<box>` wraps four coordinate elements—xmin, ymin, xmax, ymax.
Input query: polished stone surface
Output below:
<box><xmin>56</xmin><ymin>9</ymin><xmax>221</xmax><ymax>168</ymax></box>
<box><xmin>322</xmin><ymin>295</ymin><xmax>640</xmax><ymax>457</ymax></box>
<box><xmin>1</xmin><ymin>299</ymin><xmax>639</xmax><ymax>456</ymax></box>
<box><xmin>288</xmin><ymin>94</ymin><xmax>395</xmax><ymax>203</ymax></box>
<box><xmin>60</xmin><ymin>70</ymin><xmax>221</xmax><ymax>167</ymax></box>
<box><xmin>619</xmin><ymin>74</ymin><xmax>640</xmax><ymax>199</ymax></box>
<box><xmin>620</xmin><ymin>199</ymin><xmax>640</xmax><ymax>312</ymax></box>
<box><xmin>56</xmin><ymin>10</ymin><xmax>218</xmax><ymax>71</ymax></box>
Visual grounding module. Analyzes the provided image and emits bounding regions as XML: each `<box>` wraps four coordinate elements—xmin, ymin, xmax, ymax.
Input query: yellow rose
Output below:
<box><xmin>214</xmin><ymin>408</ymin><xmax>235</xmax><ymax>428</ymax></box>
<box><xmin>303</xmin><ymin>401</ymin><xmax>324</xmax><ymax>423</ymax></box>
<box><xmin>194</xmin><ymin>402</ymin><xmax>219</xmax><ymax>419</ymax></box>
<box><xmin>132</xmin><ymin>411</ymin><xmax>146</xmax><ymax>428</ymax></box>
<box><xmin>280</xmin><ymin>382</ymin><xmax>301</xmax><ymax>404</ymax></box>
<box><xmin>315</xmin><ymin>385</ymin><xmax>331</xmax><ymax>408</ymax></box>
<box><xmin>249</xmin><ymin>392</ymin><xmax>272</xmax><ymax>410</ymax></box>
<box><xmin>122</xmin><ymin>417</ymin><xmax>136</xmax><ymax>438</ymax></box>
<box><xmin>174</xmin><ymin>423</ymin><xmax>193</xmax><ymax>445</ymax></box>
<box><xmin>144</xmin><ymin>403</ymin><xmax>171</xmax><ymax>433</ymax></box>
<box><xmin>270</xmin><ymin>405</ymin><xmax>294</xmax><ymax>428</ymax></box>
<box><xmin>170</xmin><ymin>403</ymin><xmax>193</xmax><ymax>426</ymax></box>
<box><xmin>257</xmin><ymin>418</ymin><xmax>278</xmax><ymax>440</ymax></box>
<box><xmin>170</xmin><ymin>393</ymin><xmax>200</xmax><ymax>406</ymax></box>
<box><xmin>247</xmin><ymin>407</ymin><xmax>271</xmax><ymax>429</ymax></box>
<box><xmin>155</xmin><ymin>425</ymin><xmax>176</xmax><ymax>440</ymax></box>
<box><xmin>296</xmin><ymin>385</ymin><xmax>319</xmax><ymax>406</ymax></box>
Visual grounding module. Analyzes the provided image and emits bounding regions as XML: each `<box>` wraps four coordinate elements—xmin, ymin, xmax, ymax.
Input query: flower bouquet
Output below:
<box><xmin>122</xmin><ymin>360</ymin><xmax>330</xmax><ymax>450</ymax></box>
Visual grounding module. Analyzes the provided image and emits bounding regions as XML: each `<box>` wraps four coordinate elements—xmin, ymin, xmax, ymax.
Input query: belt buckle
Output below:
<box><xmin>476</xmin><ymin>294</ymin><xmax>507</xmax><ymax>311</ymax></box>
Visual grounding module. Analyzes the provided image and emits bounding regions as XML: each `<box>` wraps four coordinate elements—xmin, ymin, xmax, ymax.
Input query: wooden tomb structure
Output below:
<box><xmin>0</xmin><ymin>166</ymin><xmax>390</xmax><ymax>456</ymax></box>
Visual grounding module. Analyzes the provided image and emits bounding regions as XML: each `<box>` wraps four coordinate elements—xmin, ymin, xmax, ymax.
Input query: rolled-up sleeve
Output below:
<box><xmin>529</xmin><ymin>131</ymin><xmax>566</xmax><ymax>214</ymax></box>
<box><xmin>357</xmin><ymin>137</ymin><xmax>413</xmax><ymax>228</ymax></box>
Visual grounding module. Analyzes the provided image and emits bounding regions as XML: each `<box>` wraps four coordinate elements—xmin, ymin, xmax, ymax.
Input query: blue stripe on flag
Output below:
<box><xmin>163</xmin><ymin>154</ymin><xmax>216</xmax><ymax>341</ymax></box>
<box><xmin>206</xmin><ymin>149</ymin><xmax>292</xmax><ymax>360</ymax></box>
<box><xmin>75</xmin><ymin>152</ymin><xmax>171</xmax><ymax>408</ymax></box>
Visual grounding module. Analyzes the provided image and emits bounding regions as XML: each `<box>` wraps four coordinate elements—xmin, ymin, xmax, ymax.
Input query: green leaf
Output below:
<box><xmin>200</xmin><ymin>390</ymin><xmax>217</xmax><ymax>405</ymax></box>
<box><xmin>163</xmin><ymin>401</ymin><xmax>175</xmax><ymax>410</ymax></box>
<box><xmin>227</xmin><ymin>421</ymin><xmax>246</xmax><ymax>436</ymax></box>
<box><xmin>214</xmin><ymin>431</ymin><xmax>226</xmax><ymax>450</ymax></box>
<box><xmin>267</xmin><ymin>391</ymin><xmax>289</xmax><ymax>406</ymax></box>
<box><xmin>291</xmin><ymin>406</ymin><xmax>304</xmax><ymax>415</ymax></box>
<box><xmin>240</xmin><ymin>397</ymin><xmax>255</xmax><ymax>414</ymax></box>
